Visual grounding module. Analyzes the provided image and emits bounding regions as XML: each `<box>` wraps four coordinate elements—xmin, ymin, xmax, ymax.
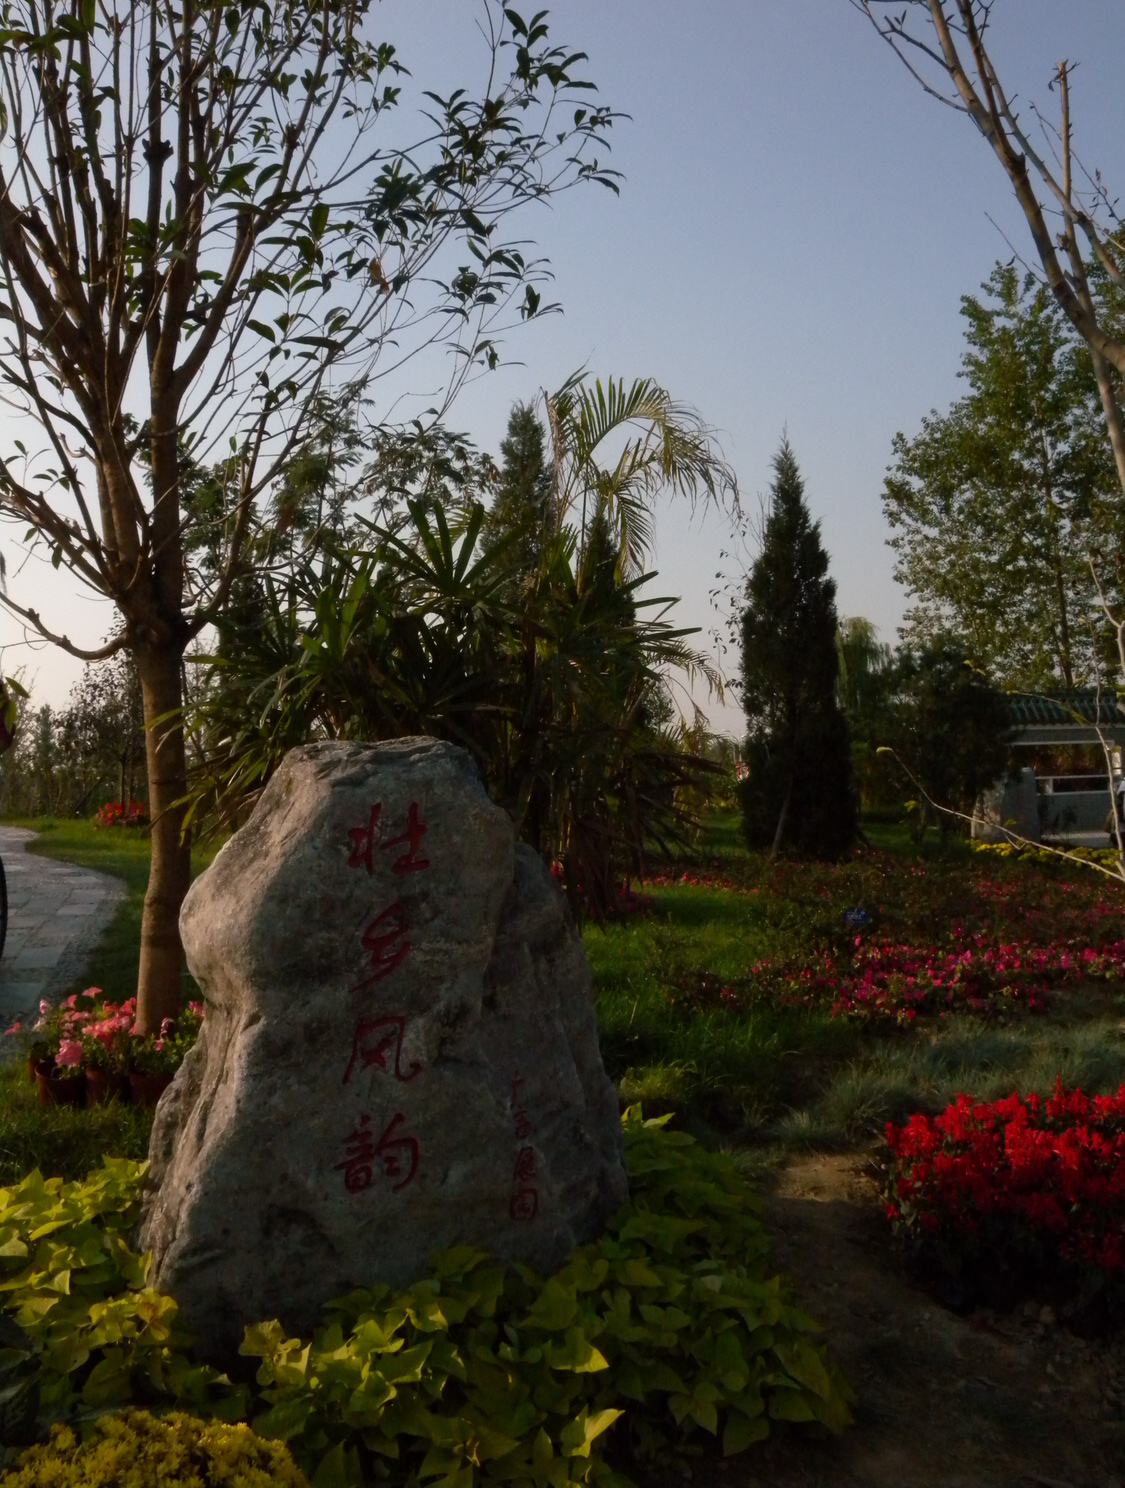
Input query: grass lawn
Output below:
<box><xmin>4</xmin><ymin>810</ymin><xmax>1125</xmax><ymax>1484</ymax></box>
<box><xmin>588</xmin><ymin>810</ymin><xmax>1125</xmax><ymax>1163</ymax></box>
<box><xmin>6</xmin><ymin>810</ymin><xmax>1125</xmax><ymax>1184</ymax></box>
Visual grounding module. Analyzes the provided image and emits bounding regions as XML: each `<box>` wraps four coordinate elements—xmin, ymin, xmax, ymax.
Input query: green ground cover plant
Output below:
<box><xmin>0</xmin><ymin>1115</ymin><xmax>848</xmax><ymax>1486</ymax></box>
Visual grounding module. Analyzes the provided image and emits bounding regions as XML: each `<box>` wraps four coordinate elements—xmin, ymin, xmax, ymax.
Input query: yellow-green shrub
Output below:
<box><xmin>0</xmin><ymin>1159</ymin><xmax>240</xmax><ymax>1428</ymax></box>
<box><xmin>0</xmin><ymin>1116</ymin><xmax>850</xmax><ymax>1487</ymax></box>
<box><xmin>972</xmin><ymin>840</ymin><xmax>1120</xmax><ymax>869</ymax></box>
<box><xmin>244</xmin><ymin>1110</ymin><xmax>851</xmax><ymax>1486</ymax></box>
<box><xmin>2</xmin><ymin>1408</ymin><xmax>307</xmax><ymax>1487</ymax></box>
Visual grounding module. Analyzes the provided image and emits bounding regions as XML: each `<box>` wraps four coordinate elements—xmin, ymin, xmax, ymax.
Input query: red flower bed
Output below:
<box><xmin>885</xmin><ymin>1084</ymin><xmax>1125</xmax><ymax>1318</ymax></box>
<box><xmin>94</xmin><ymin>799</ymin><xmax>147</xmax><ymax>828</ymax></box>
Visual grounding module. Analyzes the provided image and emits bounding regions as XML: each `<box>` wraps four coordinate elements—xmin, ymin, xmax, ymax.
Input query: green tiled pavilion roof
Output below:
<box><xmin>1006</xmin><ymin>690</ymin><xmax>1125</xmax><ymax>727</ymax></box>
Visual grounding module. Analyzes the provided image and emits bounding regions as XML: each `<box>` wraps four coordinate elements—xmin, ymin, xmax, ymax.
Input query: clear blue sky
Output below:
<box><xmin>3</xmin><ymin>1</ymin><xmax>1123</xmax><ymax>736</ymax></box>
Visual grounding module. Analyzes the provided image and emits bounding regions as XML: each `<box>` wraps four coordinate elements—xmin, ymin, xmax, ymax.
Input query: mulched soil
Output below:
<box><xmin>712</xmin><ymin>1153</ymin><xmax>1125</xmax><ymax>1488</ymax></box>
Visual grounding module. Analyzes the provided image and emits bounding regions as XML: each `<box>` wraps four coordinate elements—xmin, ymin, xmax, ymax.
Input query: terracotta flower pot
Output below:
<box><xmin>35</xmin><ymin>1060</ymin><xmax>86</xmax><ymax>1107</ymax></box>
<box><xmin>86</xmin><ymin>1068</ymin><xmax>131</xmax><ymax>1107</ymax></box>
<box><xmin>129</xmin><ymin>1071</ymin><xmax>172</xmax><ymax>1107</ymax></box>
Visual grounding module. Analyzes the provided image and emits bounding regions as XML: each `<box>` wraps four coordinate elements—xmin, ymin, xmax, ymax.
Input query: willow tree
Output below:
<box><xmin>0</xmin><ymin>0</ymin><xmax>616</xmax><ymax>1030</ymax></box>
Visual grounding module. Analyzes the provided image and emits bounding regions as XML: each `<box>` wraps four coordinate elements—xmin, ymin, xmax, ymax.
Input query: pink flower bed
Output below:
<box><xmin>8</xmin><ymin>987</ymin><xmax>204</xmax><ymax>1079</ymax></box>
<box><xmin>644</xmin><ymin>852</ymin><xmax>1125</xmax><ymax>1022</ymax></box>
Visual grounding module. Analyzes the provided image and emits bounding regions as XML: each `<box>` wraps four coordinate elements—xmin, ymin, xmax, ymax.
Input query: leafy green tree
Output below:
<box><xmin>59</xmin><ymin>658</ymin><xmax>146</xmax><ymax>815</ymax></box>
<box><xmin>0</xmin><ymin>0</ymin><xmax>616</xmax><ymax>1029</ymax></box>
<box><xmin>889</xmin><ymin>638</ymin><xmax>1012</xmax><ymax>842</ymax></box>
<box><xmin>836</xmin><ymin>618</ymin><xmax>893</xmax><ymax>726</ymax></box>
<box><xmin>884</xmin><ymin>263</ymin><xmax>1120</xmax><ymax>689</ymax></box>
<box><xmin>740</xmin><ymin>441</ymin><xmax>856</xmax><ymax>859</ymax></box>
<box><xmin>547</xmin><ymin>378</ymin><xmax>738</xmax><ymax>575</ymax></box>
<box><xmin>0</xmin><ymin>662</ymin><xmax>144</xmax><ymax>817</ymax></box>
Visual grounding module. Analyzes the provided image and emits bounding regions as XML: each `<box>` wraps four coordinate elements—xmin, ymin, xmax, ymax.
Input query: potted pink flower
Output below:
<box><xmin>22</xmin><ymin>996</ymin><xmax>79</xmax><ymax>1103</ymax></box>
<box><xmin>81</xmin><ymin>998</ymin><xmax>135</xmax><ymax>1105</ymax></box>
<box><xmin>128</xmin><ymin>1002</ymin><xmax>204</xmax><ymax>1106</ymax></box>
<box><xmin>34</xmin><ymin>1034</ymin><xmax>86</xmax><ymax>1107</ymax></box>
<box><xmin>15</xmin><ymin>988</ymin><xmax>98</xmax><ymax>1104</ymax></box>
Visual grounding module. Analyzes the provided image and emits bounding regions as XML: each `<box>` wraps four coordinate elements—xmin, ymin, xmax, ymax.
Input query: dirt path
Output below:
<box><xmin>718</xmin><ymin>1154</ymin><xmax>1125</xmax><ymax>1488</ymax></box>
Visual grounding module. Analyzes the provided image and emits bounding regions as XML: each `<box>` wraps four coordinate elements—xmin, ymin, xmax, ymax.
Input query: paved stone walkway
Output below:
<box><xmin>0</xmin><ymin>827</ymin><xmax>127</xmax><ymax>1023</ymax></box>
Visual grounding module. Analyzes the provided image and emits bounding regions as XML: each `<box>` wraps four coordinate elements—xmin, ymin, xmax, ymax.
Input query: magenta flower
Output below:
<box><xmin>56</xmin><ymin>1039</ymin><xmax>83</xmax><ymax>1068</ymax></box>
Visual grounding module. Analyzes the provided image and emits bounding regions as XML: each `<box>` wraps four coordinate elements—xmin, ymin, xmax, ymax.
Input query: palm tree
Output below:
<box><xmin>544</xmin><ymin>376</ymin><xmax>739</xmax><ymax>574</ymax></box>
<box><xmin>186</xmin><ymin>384</ymin><xmax>736</xmax><ymax>913</ymax></box>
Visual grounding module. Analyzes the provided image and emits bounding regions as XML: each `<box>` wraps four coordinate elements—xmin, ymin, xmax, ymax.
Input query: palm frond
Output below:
<box><xmin>546</xmin><ymin>374</ymin><xmax>739</xmax><ymax>573</ymax></box>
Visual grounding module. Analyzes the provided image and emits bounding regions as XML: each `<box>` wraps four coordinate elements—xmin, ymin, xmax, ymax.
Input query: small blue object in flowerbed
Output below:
<box><xmin>842</xmin><ymin>907</ymin><xmax>870</xmax><ymax>931</ymax></box>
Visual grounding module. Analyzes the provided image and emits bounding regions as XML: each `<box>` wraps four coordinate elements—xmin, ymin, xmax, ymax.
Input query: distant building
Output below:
<box><xmin>973</xmin><ymin>690</ymin><xmax>1125</xmax><ymax>846</ymax></box>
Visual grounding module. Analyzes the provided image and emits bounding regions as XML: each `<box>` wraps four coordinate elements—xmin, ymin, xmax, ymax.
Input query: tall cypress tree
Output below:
<box><xmin>483</xmin><ymin>402</ymin><xmax>552</xmax><ymax>572</ymax></box>
<box><xmin>740</xmin><ymin>439</ymin><xmax>856</xmax><ymax>858</ymax></box>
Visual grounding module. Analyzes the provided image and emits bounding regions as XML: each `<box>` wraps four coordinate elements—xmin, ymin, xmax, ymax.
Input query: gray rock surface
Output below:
<box><xmin>140</xmin><ymin>738</ymin><xmax>626</xmax><ymax>1351</ymax></box>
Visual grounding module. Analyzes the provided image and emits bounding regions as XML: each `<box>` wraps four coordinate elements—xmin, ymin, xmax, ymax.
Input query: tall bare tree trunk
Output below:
<box><xmin>770</xmin><ymin>775</ymin><xmax>793</xmax><ymax>862</ymax></box>
<box><xmin>136</xmin><ymin>641</ymin><xmax>191</xmax><ymax>1034</ymax></box>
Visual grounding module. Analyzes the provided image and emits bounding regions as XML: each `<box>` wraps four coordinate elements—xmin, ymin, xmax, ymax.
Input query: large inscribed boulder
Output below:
<box><xmin>139</xmin><ymin>739</ymin><xmax>626</xmax><ymax>1351</ymax></box>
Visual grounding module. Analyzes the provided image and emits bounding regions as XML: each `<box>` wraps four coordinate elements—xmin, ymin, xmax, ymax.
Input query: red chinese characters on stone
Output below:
<box><xmin>508</xmin><ymin>1070</ymin><xmax>539</xmax><ymax>1223</ymax></box>
<box><xmin>356</xmin><ymin>901</ymin><xmax>410</xmax><ymax>989</ymax></box>
<box><xmin>335</xmin><ymin>1114</ymin><xmax>377</xmax><ymax>1193</ymax></box>
<box><xmin>343</xmin><ymin>1015</ymin><xmax>423</xmax><ymax>1085</ymax></box>
<box><xmin>334</xmin><ymin>800</ymin><xmax>431</xmax><ymax>1193</ymax></box>
<box><xmin>346</xmin><ymin>801</ymin><xmax>430</xmax><ymax>876</ymax></box>
<box><xmin>373</xmin><ymin>1111</ymin><xmax>420</xmax><ymax>1191</ymax></box>
<box><xmin>346</xmin><ymin>802</ymin><xmax>431</xmax><ymax>991</ymax></box>
<box><xmin>347</xmin><ymin>804</ymin><xmax>383</xmax><ymax>874</ymax></box>
<box><xmin>513</xmin><ymin>1145</ymin><xmax>537</xmax><ymax>1183</ymax></box>
<box><xmin>383</xmin><ymin>802</ymin><xmax>430</xmax><ymax>876</ymax></box>
<box><xmin>335</xmin><ymin>1111</ymin><xmax>419</xmax><ymax>1194</ymax></box>
<box><xmin>509</xmin><ymin>1187</ymin><xmax>539</xmax><ymax>1223</ymax></box>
